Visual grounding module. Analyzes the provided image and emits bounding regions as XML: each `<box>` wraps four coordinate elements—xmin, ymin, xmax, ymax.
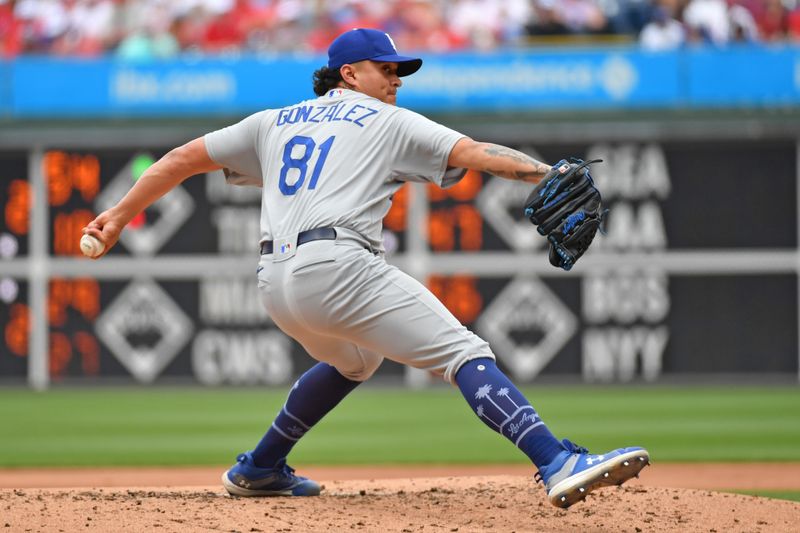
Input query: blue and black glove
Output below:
<box><xmin>524</xmin><ymin>158</ymin><xmax>607</xmax><ymax>271</ymax></box>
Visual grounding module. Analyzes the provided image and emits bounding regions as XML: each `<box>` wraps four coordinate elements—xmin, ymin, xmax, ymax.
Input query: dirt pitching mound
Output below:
<box><xmin>2</xmin><ymin>476</ymin><xmax>799</xmax><ymax>533</ymax></box>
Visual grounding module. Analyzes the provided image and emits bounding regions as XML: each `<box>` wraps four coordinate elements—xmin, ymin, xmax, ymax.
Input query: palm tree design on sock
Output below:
<box><xmin>475</xmin><ymin>404</ymin><xmax>501</xmax><ymax>429</ymax></box>
<box><xmin>475</xmin><ymin>384</ymin><xmax>511</xmax><ymax>425</ymax></box>
<box><xmin>496</xmin><ymin>387</ymin><xmax>521</xmax><ymax>410</ymax></box>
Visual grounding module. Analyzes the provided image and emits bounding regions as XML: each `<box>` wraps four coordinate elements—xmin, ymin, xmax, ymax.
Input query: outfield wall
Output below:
<box><xmin>1</xmin><ymin>125</ymin><xmax>797</xmax><ymax>388</ymax></box>
<box><xmin>1</xmin><ymin>45</ymin><xmax>799</xmax><ymax>388</ymax></box>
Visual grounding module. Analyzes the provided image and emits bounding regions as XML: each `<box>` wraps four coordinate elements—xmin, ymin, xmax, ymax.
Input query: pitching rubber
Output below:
<box><xmin>547</xmin><ymin>449</ymin><xmax>651</xmax><ymax>508</ymax></box>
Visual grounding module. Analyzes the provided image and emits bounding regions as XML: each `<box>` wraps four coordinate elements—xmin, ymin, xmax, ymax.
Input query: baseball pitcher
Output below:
<box><xmin>83</xmin><ymin>28</ymin><xmax>648</xmax><ymax>509</ymax></box>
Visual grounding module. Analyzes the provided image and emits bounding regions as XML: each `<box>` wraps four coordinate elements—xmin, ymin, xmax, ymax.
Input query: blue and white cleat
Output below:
<box><xmin>536</xmin><ymin>439</ymin><xmax>650</xmax><ymax>509</ymax></box>
<box><xmin>222</xmin><ymin>452</ymin><xmax>321</xmax><ymax>497</ymax></box>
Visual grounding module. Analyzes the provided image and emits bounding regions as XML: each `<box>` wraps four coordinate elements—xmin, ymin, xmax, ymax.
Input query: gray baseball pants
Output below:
<box><xmin>257</xmin><ymin>229</ymin><xmax>495</xmax><ymax>383</ymax></box>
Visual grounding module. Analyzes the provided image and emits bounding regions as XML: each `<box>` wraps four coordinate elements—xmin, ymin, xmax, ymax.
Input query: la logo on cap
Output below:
<box><xmin>385</xmin><ymin>33</ymin><xmax>397</xmax><ymax>52</ymax></box>
<box><xmin>326</xmin><ymin>28</ymin><xmax>422</xmax><ymax>77</ymax></box>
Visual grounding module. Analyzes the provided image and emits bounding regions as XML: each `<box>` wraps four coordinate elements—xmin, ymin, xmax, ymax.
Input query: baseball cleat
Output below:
<box><xmin>535</xmin><ymin>439</ymin><xmax>650</xmax><ymax>509</ymax></box>
<box><xmin>222</xmin><ymin>452</ymin><xmax>321</xmax><ymax>497</ymax></box>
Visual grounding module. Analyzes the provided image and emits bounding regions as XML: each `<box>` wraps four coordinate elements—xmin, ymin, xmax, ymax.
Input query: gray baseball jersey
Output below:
<box><xmin>204</xmin><ymin>88</ymin><xmax>494</xmax><ymax>383</ymax></box>
<box><xmin>205</xmin><ymin>88</ymin><xmax>466</xmax><ymax>252</ymax></box>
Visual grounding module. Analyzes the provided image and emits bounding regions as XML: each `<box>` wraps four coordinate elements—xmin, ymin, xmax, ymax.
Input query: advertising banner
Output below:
<box><xmin>4</xmin><ymin>46</ymin><xmax>799</xmax><ymax>117</ymax></box>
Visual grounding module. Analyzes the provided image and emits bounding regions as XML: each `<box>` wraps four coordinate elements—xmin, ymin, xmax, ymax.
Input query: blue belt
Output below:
<box><xmin>260</xmin><ymin>227</ymin><xmax>337</xmax><ymax>255</ymax></box>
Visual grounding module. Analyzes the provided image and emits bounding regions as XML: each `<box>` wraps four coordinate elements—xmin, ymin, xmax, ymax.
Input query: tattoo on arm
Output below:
<box><xmin>483</xmin><ymin>144</ymin><xmax>550</xmax><ymax>182</ymax></box>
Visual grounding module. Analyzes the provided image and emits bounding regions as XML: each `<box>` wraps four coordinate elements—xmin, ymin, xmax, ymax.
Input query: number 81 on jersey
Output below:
<box><xmin>278</xmin><ymin>135</ymin><xmax>335</xmax><ymax>196</ymax></box>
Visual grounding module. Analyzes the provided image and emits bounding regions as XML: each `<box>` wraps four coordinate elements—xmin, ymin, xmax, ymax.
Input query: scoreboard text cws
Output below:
<box><xmin>0</xmin><ymin>141</ymin><xmax>797</xmax><ymax>383</ymax></box>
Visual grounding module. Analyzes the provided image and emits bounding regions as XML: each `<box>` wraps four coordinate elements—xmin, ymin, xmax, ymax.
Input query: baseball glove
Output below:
<box><xmin>523</xmin><ymin>158</ymin><xmax>607</xmax><ymax>271</ymax></box>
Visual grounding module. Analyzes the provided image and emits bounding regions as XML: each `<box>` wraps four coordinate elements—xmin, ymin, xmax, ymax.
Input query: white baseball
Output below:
<box><xmin>80</xmin><ymin>234</ymin><xmax>105</xmax><ymax>258</ymax></box>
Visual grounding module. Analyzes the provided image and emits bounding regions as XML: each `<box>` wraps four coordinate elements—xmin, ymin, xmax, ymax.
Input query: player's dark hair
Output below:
<box><xmin>312</xmin><ymin>66</ymin><xmax>343</xmax><ymax>96</ymax></box>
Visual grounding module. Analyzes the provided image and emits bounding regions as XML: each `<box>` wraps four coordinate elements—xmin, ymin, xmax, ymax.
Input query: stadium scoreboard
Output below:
<box><xmin>1</xmin><ymin>140</ymin><xmax>798</xmax><ymax>385</ymax></box>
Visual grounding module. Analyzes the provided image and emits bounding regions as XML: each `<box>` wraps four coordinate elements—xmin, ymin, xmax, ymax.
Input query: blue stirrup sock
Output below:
<box><xmin>455</xmin><ymin>358</ymin><xmax>565</xmax><ymax>468</ymax></box>
<box><xmin>252</xmin><ymin>362</ymin><xmax>362</xmax><ymax>468</ymax></box>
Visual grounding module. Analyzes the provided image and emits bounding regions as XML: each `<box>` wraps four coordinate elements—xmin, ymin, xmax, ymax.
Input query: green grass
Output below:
<box><xmin>0</xmin><ymin>385</ymin><xmax>799</xmax><ymax>467</ymax></box>
<box><xmin>728</xmin><ymin>490</ymin><xmax>800</xmax><ymax>503</ymax></box>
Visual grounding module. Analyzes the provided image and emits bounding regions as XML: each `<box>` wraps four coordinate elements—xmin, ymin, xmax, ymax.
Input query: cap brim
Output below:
<box><xmin>371</xmin><ymin>55</ymin><xmax>422</xmax><ymax>77</ymax></box>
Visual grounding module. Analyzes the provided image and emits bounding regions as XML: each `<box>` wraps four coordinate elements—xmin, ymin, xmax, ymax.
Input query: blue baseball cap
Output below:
<box><xmin>327</xmin><ymin>28</ymin><xmax>422</xmax><ymax>77</ymax></box>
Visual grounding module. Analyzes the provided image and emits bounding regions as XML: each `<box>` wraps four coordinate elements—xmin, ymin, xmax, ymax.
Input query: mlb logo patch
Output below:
<box><xmin>272</xmin><ymin>234</ymin><xmax>298</xmax><ymax>263</ymax></box>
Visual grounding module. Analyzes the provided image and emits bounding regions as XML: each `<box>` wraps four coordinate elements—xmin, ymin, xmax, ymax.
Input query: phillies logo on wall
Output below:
<box><xmin>476</xmin><ymin>276</ymin><xmax>577</xmax><ymax>381</ymax></box>
<box><xmin>96</xmin><ymin>279</ymin><xmax>193</xmax><ymax>382</ymax></box>
<box><xmin>95</xmin><ymin>153</ymin><xmax>194</xmax><ymax>255</ymax></box>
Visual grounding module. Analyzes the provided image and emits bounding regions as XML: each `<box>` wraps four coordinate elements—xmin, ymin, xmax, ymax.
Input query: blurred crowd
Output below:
<box><xmin>1</xmin><ymin>0</ymin><xmax>800</xmax><ymax>58</ymax></box>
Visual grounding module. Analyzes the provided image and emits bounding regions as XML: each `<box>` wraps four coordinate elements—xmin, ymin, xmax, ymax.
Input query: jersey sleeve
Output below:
<box><xmin>389</xmin><ymin>108</ymin><xmax>467</xmax><ymax>188</ymax></box>
<box><xmin>204</xmin><ymin>111</ymin><xmax>268</xmax><ymax>186</ymax></box>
